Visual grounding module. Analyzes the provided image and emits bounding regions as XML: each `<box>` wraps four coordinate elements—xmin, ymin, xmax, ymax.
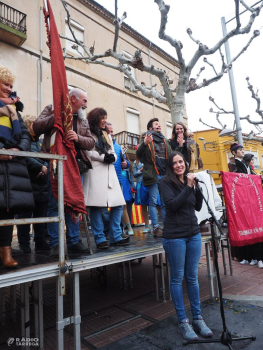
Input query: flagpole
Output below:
<box><xmin>43</xmin><ymin>0</ymin><xmax>50</xmax><ymax>30</ymax></box>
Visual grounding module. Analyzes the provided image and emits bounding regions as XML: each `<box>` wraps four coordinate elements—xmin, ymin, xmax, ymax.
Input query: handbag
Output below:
<box><xmin>76</xmin><ymin>158</ymin><xmax>90</xmax><ymax>174</ymax></box>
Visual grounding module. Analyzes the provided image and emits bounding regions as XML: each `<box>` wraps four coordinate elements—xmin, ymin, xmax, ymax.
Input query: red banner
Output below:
<box><xmin>43</xmin><ymin>0</ymin><xmax>86</xmax><ymax>217</ymax></box>
<box><xmin>222</xmin><ymin>171</ymin><xmax>263</xmax><ymax>246</ymax></box>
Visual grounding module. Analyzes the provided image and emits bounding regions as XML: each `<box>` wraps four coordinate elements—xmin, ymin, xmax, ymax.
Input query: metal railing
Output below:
<box><xmin>0</xmin><ymin>149</ymin><xmax>66</xmax><ymax>296</ymax></box>
<box><xmin>0</xmin><ymin>2</ymin><xmax>27</xmax><ymax>33</ymax></box>
<box><xmin>114</xmin><ymin>131</ymin><xmax>140</xmax><ymax>150</ymax></box>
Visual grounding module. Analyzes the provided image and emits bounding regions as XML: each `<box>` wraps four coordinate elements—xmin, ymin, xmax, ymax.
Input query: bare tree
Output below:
<box><xmin>200</xmin><ymin>77</ymin><xmax>263</xmax><ymax>135</ymax></box>
<box><xmin>60</xmin><ymin>0</ymin><xmax>263</xmax><ymax>124</ymax></box>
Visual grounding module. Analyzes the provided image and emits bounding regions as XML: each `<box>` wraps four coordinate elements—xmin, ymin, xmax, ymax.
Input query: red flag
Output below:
<box><xmin>222</xmin><ymin>171</ymin><xmax>263</xmax><ymax>246</ymax></box>
<box><xmin>43</xmin><ymin>0</ymin><xmax>86</xmax><ymax>217</ymax></box>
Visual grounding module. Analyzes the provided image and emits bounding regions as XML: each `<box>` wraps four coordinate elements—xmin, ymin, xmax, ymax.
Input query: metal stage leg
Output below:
<box><xmin>152</xmin><ymin>255</ymin><xmax>159</xmax><ymax>301</ymax></box>
<box><xmin>128</xmin><ymin>261</ymin><xmax>133</xmax><ymax>289</ymax></box>
<box><xmin>205</xmin><ymin>242</ymin><xmax>215</xmax><ymax>298</ymax></box>
<box><xmin>21</xmin><ymin>283</ymin><xmax>30</xmax><ymax>350</ymax></box>
<box><xmin>82</xmin><ymin>214</ymin><xmax>93</xmax><ymax>255</ymax></box>
<box><xmin>152</xmin><ymin>254</ymin><xmax>167</xmax><ymax>302</ymax></box>
<box><xmin>122</xmin><ymin>262</ymin><xmax>127</xmax><ymax>290</ymax></box>
<box><xmin>56</xmin><ymin>276</ymin><xmax>64</xmax><ymax>350</ymax></box>
<box><xmin>221</xmin><ymin>237</ymin><xmax>233</xmax><ymax>276</ymax></box>
<box><xmin>73</xmin><ymin>272</ymin><xmax>81</xmax><ymax>350</ymax></box>
<box><xmin>165</xmin><ymin>254</ymin><xmax>172</xmax><ymax>301</ymax></box>
<box><xmin>33</xmin><ymin>280</ymin><xmax>44</xmax><ymax>350</ymax></box>
<box><xmin>10</xmin><ymin>285</ymin><xmax>16</xmax><ymax>323</ymax></box>
<box><xmin>221</xmin><ymin>238</ymin><xmax>227</xmax><ymax>275</ymax></box>
<box><xmin>0</xmin><ymin>288</ymin><xmax>5</xmax><ymax>326</ymax></box>
<box><xmin>159</xmin><ymin>253</ymin><xmax>166</xmax><ymax>303</ymax></box>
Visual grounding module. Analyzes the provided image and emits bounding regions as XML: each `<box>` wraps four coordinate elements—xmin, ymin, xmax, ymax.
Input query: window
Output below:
<box><xmin>126</xmin><ymin>108</ymin><xmax>140</xmax><ymax>146</ymax></box>
<box><xmin>65</xmin><ymin>19</ymin><xmax>84</xmax><ymax>56</ymax></box>
<box><xmin>166</xmin><ymin>122</ymin><xmax>173</xmax><ymax>139</ymax></box>
<box><xmin>122</xmin><ymin>51</ymin><xmax>136</xmax><ymax>92</ymax></box>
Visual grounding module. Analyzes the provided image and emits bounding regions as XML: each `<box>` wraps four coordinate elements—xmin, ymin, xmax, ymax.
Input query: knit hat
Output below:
<box><xmin>230</xmin><ymin>143</ymin><xmax>243</xmax><ymax>153</ymax></box>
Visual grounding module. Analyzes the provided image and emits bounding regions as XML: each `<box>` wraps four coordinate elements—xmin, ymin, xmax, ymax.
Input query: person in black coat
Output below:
<box><xmin>16</xmin><ymin>115</ymin><xmax>50</xmax><ymax>253</ymax></box>
<box><xmin>0</xmin><ymin>66</ymin><xmax>34</xmax><ymax>268</ymax></box>
<box><xmin>159</xmin><ymin>151</ymin><xmax>212</xmax><ymax>341</ymax></box>
<box><xmin>169</xmin><ymin>121</ymin><xmax>202</xmax><ymax>171</ymax></box>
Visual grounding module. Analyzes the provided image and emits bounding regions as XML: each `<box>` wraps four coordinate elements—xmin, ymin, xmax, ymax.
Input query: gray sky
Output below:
<box><xmin>93</xmin><ymin>0</ymin><xmax>263</xmax><ymax>134</ymax></box>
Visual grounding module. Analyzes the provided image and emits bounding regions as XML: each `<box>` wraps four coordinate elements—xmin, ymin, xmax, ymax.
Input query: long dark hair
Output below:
<box><xmin>87</xmin><ymin>107</ymin><xmax>107</xmax><ymax>136</ymax></box>
<box><xmin>165</xmin><ymin>151</ymin><xmax>189</xmax><ymax>187</ymax></box>
<box><xmin>171</xmin><ymin>121</ymin><xmax>190</xmax><ymax>140</ymax></box>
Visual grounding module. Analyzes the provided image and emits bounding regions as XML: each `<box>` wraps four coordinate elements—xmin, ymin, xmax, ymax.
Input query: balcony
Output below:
<box><xmin>0</xmin><ymin>2</ymin><xmax>27</xmax><ymax>46</ymax></box>
<box><xmin>114</xmin><ymin>131</ymin><xmax>140</xmax><ymax>150</ymax></box>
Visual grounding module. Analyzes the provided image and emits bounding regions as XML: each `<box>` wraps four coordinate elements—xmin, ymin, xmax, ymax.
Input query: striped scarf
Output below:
<box><xmin>0</xmin><ymin>104</ymin><xmax>21</xmax><ymax>146</ymax></box>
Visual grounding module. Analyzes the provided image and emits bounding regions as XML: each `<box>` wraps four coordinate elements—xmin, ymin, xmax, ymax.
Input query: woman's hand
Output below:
<box><xmin>186</xmin><ymin>173</ymin><xmax>196</xmax><ymax>188</ymax></box>
<box><xmin>177</xmin><ymin>134</ymin><xmax>185</xmax><ymax>147</ymax></box>
<box><xmin>0</xmin><ymin>148</ymin><xmax>12</xmax><ymax>160</ymax></box>
<box><xmin>0</xmin><ymin>148</ymin><xmax>20</xmax><ymax>160</ymax></box>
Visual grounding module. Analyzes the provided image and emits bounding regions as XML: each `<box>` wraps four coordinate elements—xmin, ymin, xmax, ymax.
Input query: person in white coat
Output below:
<box><xmin>83</xmin><ymin>108</ymin><xmax>130</xmax><ymax>249</ymax></box>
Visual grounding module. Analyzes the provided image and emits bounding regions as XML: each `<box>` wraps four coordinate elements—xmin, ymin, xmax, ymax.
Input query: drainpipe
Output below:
<box><xmin>39</xmin><ymin>0</ymin><xmax>43</xmax><ymax>114</ymax></box>
<box><xmin>147</xmin><ymin>42</ymin><xmax>156</xmax><ymax>119</ymax></box>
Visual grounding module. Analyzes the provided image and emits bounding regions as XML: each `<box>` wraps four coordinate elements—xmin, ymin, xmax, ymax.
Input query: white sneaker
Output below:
<box><xmin>240</xmin><ymin>260</ymin><xmax>249</xmax><ymax>265</ymax></box>
<box><xmin>258</xmin><ymin>260</ymin><xmax>263</xmax><ymax>268</ymax></box>
<box><xmin>250</xmin><ymin>259</ymin><xmax>258</xmax><ymax>266</ymax></box>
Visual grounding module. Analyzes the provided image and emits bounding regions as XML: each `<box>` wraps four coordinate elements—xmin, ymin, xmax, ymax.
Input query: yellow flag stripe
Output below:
<box><xmin>0</xmin><ymin>116</ymin><xmax>12</xmax><ymax>128</ymax></box>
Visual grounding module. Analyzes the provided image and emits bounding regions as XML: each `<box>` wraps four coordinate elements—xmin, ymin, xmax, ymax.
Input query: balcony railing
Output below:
<box><xmin>114</xmin><ymin>131</ymin><xmax>140</xmax><ymax>150</ymax></box>
<box><xmin>0</xmin><ymin>2</ymin><xmax>27</xmax><ymax>34</ymax></box>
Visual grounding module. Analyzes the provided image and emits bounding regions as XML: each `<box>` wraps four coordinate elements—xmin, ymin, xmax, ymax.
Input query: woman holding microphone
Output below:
<box><xmin>159</xmin><ymin>151</ymin><xmax>212</xmax><ymax>341</ymax></box>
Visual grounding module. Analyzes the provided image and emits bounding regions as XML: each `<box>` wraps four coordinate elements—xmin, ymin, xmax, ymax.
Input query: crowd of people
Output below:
<box><xmin>1</xmin><ymin>64</ymin><xmax>210</xmax><ymax>340</ymax></box>
<box><xmin>4</xmin><ymin>62</ymin><xmax>263</xmax><ymax>341</ymax></box>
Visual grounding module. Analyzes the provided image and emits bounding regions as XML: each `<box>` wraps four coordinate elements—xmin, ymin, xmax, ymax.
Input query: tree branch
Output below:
<box><xmin>246</xmin><ymin>76</ymin><xmax>263</xmax><ymax>118</ymax></box>
<box><xmin>187</xmin><ymin>1</ymin><xmax>263</xmax><ymax>70</ymax></box>
<box><xmin>154</xmin><ymin>0</ymin><xmax>185</xmax><ymax>67</ymax></box>
<box><xmin>61</xmin><ymin>0</ymin><xmax>92</xmax><ymax>58</ymax></box>
<box><xmin>195</xmin><ymin>66</ymin><xmax>205</xmax><ymax>82</ymax></box>
<box><xmin>203</xmin><ymin>57</ymin><xmax>218</xmax><ymax>76</ymax></box>
<box><xmin>199</xmin><ymin>118</ymin><xmax>218</xmax><ymax>129</ymax></box>
<box><xmin>113</xmin><ymin>0</ymin><xmax>127</xmax><ymax>52</ymax></box>
<box><xmin>209</xmin><ymin>96</ymin><xmax>234</xmax><ymax>115</ymax></box>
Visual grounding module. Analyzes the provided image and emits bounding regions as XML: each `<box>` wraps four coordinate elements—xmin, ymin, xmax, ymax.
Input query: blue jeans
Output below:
<box><xmin>47</xmin><ymin>171</ymin><xmax>79</xmax><ymax>248</ymax></box>
<box><xmin>90</xmin><ymin>206</ymin><xmax>123</xmax><ymax>245</ymax></box>
<box><xmin>163</xmin><ymin>233</ymin><xmax>202</xmax><ymax>322</ymax></box>
<box><xmin>148</xmin><ymin>175</ymin><xmax>165</xmax><ymax>227</ymax></box>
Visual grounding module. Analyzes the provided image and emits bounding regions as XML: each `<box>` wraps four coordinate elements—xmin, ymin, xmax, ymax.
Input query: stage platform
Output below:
<box><xmin>0</xmin><ymin>229</ymin><xmax>228</xmax><ymax>350</ymax></box>
<box><xmin>0</xmin><ymin>232</ymin><xmax>165</xmax><ymax>288</ymax></box>
<box><xmin>0</xmin><ymin>231</ymin><xmax>220</xmax><ymax>289</ymax></box>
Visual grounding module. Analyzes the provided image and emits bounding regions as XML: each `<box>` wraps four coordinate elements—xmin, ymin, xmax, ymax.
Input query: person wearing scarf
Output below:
<box><xmin>0</xmin><ymin>65</ymin><xmax>34</xmax><ymax>268</ymax></box>
<box><xmin>169</xmin><ymin>121</ymin><xmax>203</xmax><ymax>171</ymax></box>
<box><xmin>83</xmin><ymin>108</ymin><xmax>130</xmax><ymax>249</ymax></box>
<box><xmin>136</xmin><ymin>118</ymin><xmax>171</xmax><ymax>238</ymax></box>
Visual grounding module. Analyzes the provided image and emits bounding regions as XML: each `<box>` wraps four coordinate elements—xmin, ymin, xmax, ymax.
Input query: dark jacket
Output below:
<box><xmin>33</xmin><ymin>105</ymin><xmax>95</xmax><ymax>168</ymax></box>
<box><xmin>169</xmin><ymin>137</ymin><xmax>202</xmax><ymax>169</ymax></box>
<box><xmin>136</xmin><ymin>137</ymin><xmax>171</xmax><ymax>187</ymax></box>
<box><xmin>26</xmin><ymin>138</ymin><xmax>48</xmax><ymax>203</ymax></box>
<box><xmin>0</xmin><ymin>113</ymin><xmax>34</xmax><ymax>213</ymax></box>
<box><xmin>234</xmin><ymin>159</ymin><xmax>249</xmax><ymax>174</ymax></box>
<box><xmin>159</xmin><ymin>175</ymin><xmax>203</xmax><ymax>239</ymax></box>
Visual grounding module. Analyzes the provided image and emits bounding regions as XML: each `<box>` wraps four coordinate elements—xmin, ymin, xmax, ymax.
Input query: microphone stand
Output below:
<box><xmin>184</xmin><ymin>182</ymin><xmax>256</xmax><ymax>349</ymax></box>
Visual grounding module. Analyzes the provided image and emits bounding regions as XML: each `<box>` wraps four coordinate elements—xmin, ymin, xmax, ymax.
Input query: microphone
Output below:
<box><xmin>186</xmin><ymin>173</ymin><xmax>205</xmax><ymax>184</ymax></box>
